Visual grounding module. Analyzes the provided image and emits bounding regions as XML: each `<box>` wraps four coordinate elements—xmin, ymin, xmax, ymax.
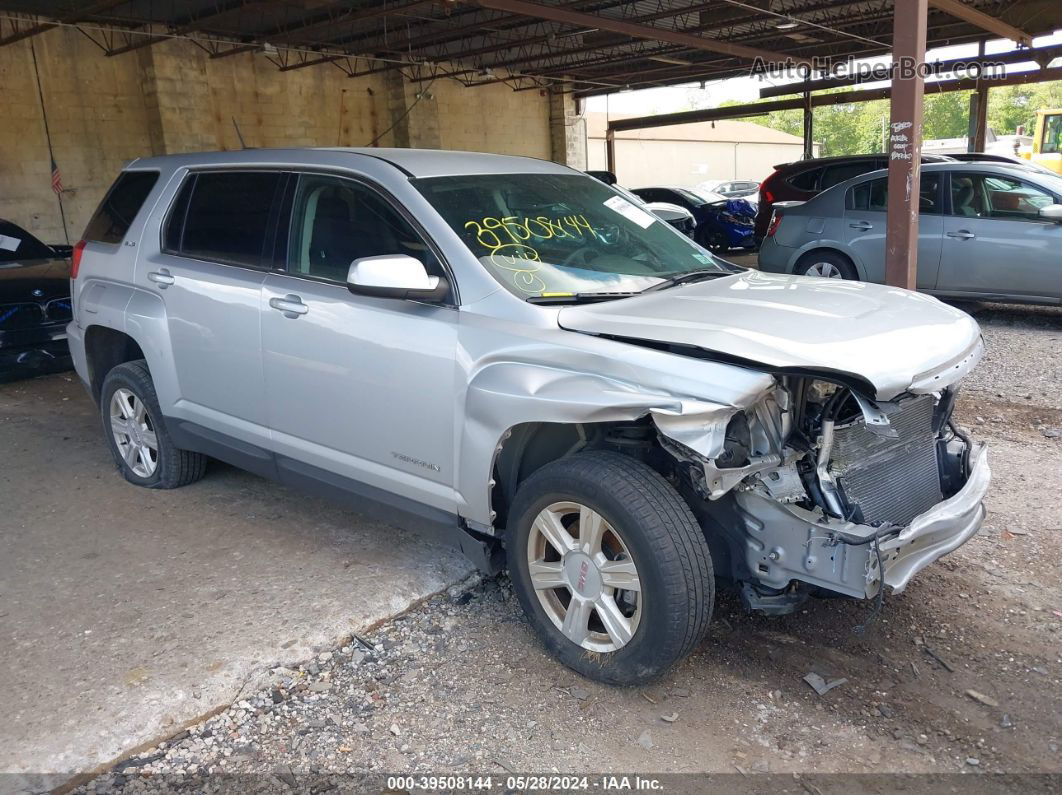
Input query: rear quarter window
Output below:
<box><xmin>786</xmin><ymin>168</ymin><xmax>821</xmax><ymax>191</ymax></box>
<box><xmin>83</xmin><ymin>170</ymin><xmax>160</xmax><ymax>244</ymax></box>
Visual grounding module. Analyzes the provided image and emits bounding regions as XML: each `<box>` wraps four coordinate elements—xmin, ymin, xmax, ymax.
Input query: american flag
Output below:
<box><xmin>50</xmin><ymin>158</ymin><xmax>63</xmax><ymax>195</ymax></box>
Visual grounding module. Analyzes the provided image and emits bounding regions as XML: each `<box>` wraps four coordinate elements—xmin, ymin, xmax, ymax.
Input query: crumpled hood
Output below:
<box><xmin>558</xmin><ymin>270</ymin><xmax>983</xmax><ymax>400</ymax></box>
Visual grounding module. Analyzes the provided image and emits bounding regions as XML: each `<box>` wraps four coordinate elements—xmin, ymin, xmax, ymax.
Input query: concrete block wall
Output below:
<box><xmin>1</xmin><ymin>26</ymin><xmax>557</xmax><ymax>244</ymax></box>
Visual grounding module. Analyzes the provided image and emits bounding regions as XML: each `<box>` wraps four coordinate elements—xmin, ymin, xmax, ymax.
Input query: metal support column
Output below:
<box><xmin>885</xmin><ymin>0</ymin><xmax>929</xmax><ymax>290</ymax></box>
<box><xmin>968</xmin><ymin>41</ymin><xmax>989</xmax><ymax>152</ymax></box>
<box><xmin>605</xmin><ymin>127</ymin><xmax>616</xmax><ymax>175</ymax></box>
<box><xmin>802</xmin><ymin>77</ymin><xmax>814</xmax><ymax>159</ymax></box>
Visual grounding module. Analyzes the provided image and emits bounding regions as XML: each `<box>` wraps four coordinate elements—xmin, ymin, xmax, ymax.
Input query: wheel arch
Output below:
<box><xmin>84</xmin><ymin>325</ymin><xmax>145</xmax><ymax>405</ymax></box>
<box><xmin>459</xmin><ymin>361</ymin><xmax>750</xmax><ymax>533</ymax></box>
<box><xmin>792</xmin><ymin>244</ymin><xmax>865</xmax><ymax>280</ymax></box>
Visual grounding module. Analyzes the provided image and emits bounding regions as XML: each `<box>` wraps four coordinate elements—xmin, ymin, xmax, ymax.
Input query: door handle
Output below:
<box><xmin>946</xmin><ymin>230</ymin><xmax>976</xmax><ymax>240</ymax></box>
<box><xmin>848</xmin><ymin>221</ymin><xmax>873</xmax><ymax>230</ymax></box>
<box><xmin>269</xmin><ymin>295</ymin><xmax>309</xmax><ymax>317</ymax></box>
<box><xmin>147</xmin><ymin>269</ymin><xmax>175</xmax><ymax>287</ymax></box>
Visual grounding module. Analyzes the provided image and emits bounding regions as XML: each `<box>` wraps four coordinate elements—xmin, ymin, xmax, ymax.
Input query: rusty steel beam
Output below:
<box><xmin>468</xmin><ymin>0</ymin><xmax>812</xmax><ymax>66</ymax></box>
<box><xmin>885</xmin><ymin>0</ymin><xmax>928</xmax><ymax>290</ymax></box>
<box><xmin>267</xmin><ymin>0</ymin><xmax>437</xmax><ymax>44</ymax></box>
<box><xmin>604</xmin><ymin>64</ymin><xmax>1062</xmax><ymax>131</ymax></box>
<box><xmin>104</xmin><ymin>0</ymin><xmax>273</xmax><ymax>56</ymax></box>
<box><xmin>0</xmin><ymin>0</ymin><xmax>127</xmax><ymax>47</ymax></box>
<box><xmin>760</xmin><ymin>42</ymin><xmax>1062</xmax><ymax>98</ymax></box>
<box><xmin>929</xmin><ymin>0</ymin><xmax>1032</xmax><ymax>47</ymax></box>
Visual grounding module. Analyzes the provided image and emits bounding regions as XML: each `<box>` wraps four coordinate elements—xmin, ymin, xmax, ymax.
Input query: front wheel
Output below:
<box><xmin>697</xmin><ymin>225</ymin><xmax>729</xmax><ymax>253</ymax></box>
<box><xmin>507</xmin><ymin>451</ymin><xmax>714</xmax><ymax>685</ymax></box>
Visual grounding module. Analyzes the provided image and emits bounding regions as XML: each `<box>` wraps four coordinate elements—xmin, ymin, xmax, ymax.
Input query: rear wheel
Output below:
<box><xmin>507</xmin><ymin>451</ymin><xmax>714</xmax><ymax>685</ymax></box>
<box><xmin>795</xmin><ymin>250</ymin><xmax>857</xmax><ymax>279</ymax></box>
<box><xmin>100</xmin><ymin>360</ymin><xmax>207</xmax><ymax>489</ymax></box>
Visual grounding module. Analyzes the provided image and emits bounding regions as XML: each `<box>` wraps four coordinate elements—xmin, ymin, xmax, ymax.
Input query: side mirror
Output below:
<box><xmin>1038</xmin><ymin>204</ymin><xmax>1062</xmax><ymax>222</ymax></box>
<box><xmin>346</xmin><ymin>254</ymin><xmax>449</xmax><ymax>301</ymax></box>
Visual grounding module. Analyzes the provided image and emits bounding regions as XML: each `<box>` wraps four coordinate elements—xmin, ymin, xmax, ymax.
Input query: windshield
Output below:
<box><xmin>412</xmin><ymin>172</ymin><xmax>733</xmax><ymax>300</ymax></box>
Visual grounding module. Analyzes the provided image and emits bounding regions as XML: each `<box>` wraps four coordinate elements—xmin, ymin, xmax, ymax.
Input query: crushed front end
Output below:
<box><xmin>659</xmin><ymin>376</ymin><xmax>989</xmax><ymax>614</ymax></box>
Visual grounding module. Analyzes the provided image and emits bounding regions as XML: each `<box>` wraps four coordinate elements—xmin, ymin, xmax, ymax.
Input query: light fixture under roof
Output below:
<box><xmin>775</xmin><ymin>20</ymin><xmax>800</xmax><ymax>30</ymax></box>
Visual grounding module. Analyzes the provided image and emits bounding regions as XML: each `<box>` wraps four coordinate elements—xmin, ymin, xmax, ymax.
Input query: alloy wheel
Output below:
<box><xmin>109</xmin><ymin>388</ymin><xmax>159</xmax><ymax>478</ymax></box>
<box><xmin>805</xmin><ymin>261</ymin><xmax>844</xmax><ymax>278</ymax></box>
<box><xmin>526</xmin><ymin>501</ymin><xmax>642</xmax><ymax>653</ymax></box>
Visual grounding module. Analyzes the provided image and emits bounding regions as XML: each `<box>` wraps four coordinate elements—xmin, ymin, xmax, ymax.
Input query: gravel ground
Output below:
<box><xmin>64</xmin><ymin>301</ymin><xmax>1062</xmax><ymax>793</ymax></box>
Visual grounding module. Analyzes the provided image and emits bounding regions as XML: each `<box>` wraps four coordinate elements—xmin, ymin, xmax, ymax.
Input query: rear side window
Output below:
<box><xmin>848</xmin><ymin>173</ymin><xmax>941</xmax><ymax>214</ymax></box>
<box><xmin>83</xmin><ymin>170</ymin><xmax>160</xmax><ymax>244</ymax></box>
<box><xmin>787</xmin><ymin>167</ymin><xmax>821</xmax><ymax>191</ymax></box>
<box><xmin>820</xmin><ymin>160</ymin><xmax>882</xmax><ymax>190</ymax></box>
<box><xmin>164</xmin><ymin>171</ymin><xmax>283</xmax><ymax>268</ymax></box>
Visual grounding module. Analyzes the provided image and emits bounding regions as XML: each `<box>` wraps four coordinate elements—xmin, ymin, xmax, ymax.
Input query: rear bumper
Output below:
<box><xmin>733</xmin><ymin>445</ymin><xmax>990</xmax><ymax>599</ymax></box>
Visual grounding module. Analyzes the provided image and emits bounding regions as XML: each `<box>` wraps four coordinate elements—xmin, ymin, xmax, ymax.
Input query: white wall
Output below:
<box><xmin>587</xmin><ymin>137</ymin><xmax>818</xmax><ymax>187</ymax></box>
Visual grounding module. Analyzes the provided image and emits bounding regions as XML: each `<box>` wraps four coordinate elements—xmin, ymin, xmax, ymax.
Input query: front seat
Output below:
<box><xmin>953</xmin><ymin>178</ymin><xmax>979</xmax><ymax>217</ymax></box>
<box><xmin>308</xmin><ymin>194</ymin><xmax>359</xmax><ymax>281</ymax></box>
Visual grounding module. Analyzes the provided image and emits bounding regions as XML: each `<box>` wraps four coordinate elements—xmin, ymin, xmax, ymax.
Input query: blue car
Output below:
<box><xmin>632</xmin><ymin>186</ymin><xmax>757</xmax><ymax>253</ymax></box>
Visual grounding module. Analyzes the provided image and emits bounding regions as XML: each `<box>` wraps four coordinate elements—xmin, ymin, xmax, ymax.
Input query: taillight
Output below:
<box><xmin>71</xmin><ymin>239</ymin><xmax>86</xmax><ymax>279</ymax></box>
<box><xmin>765</xmin><ymin>213</ymin><xmax>783</xmax><ymax>238</ymax></box>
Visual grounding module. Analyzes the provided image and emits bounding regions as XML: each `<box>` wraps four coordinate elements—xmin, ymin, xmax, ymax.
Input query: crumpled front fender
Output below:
<box><xmin>457</xmin><ymin>353</ymin><xmax>769</xmax><ymax>528</ymax></box>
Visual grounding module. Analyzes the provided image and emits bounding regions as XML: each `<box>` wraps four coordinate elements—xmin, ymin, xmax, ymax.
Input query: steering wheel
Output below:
<box><xmin>562</xmin><ymin>246</ymin><xmax>599</xmax><ymax>268</ymax></box>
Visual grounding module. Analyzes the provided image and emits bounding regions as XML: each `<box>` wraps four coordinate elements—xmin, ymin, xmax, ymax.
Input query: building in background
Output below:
<box><xmin>922</xmin><ymin>128</ymin><xmax>1033</xmax><ymax>156</ymax></box>
<box><xmin>585</xmin><ymin>112</ymin><xmax>819</xmax><ymax>188</ymax></box>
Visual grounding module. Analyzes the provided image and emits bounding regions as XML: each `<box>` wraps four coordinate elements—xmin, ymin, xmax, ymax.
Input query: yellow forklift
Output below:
<box><xmin>1024</xmin><ymin>109</ymin><xmax>1062</xmax><ymax>173</ymax></box>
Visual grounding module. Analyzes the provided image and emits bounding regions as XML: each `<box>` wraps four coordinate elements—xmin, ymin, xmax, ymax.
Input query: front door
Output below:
<box><xmin>843</xmin><ymin>172</ymin><xmax>944</xmax><ymax>288</ymax></box>
<box><xmin>260</xmin><ymin>172</ymin><xmax>459</xmax><ymax>514</ymax></box>
<box><xmin>137</xmin><ymin>170</ymin><xmax>284</xmax><ymax>446</ymax></box>
<box><xmin>938</xmin><ymin>171</ymin><xmax>1062</xmax><ymax>301</ymax></box>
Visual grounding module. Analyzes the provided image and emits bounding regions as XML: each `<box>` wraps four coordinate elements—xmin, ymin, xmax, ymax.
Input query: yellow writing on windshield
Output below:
<box><xmin>463</xmin><ymin>215</ymin><xmax>596</xmax><ymax>294</ymax></box>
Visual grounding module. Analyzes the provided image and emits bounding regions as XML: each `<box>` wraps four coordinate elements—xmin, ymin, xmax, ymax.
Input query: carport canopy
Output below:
<box><xmin>4</xmin><ymin>1</ymin><xmax>1062</xmax><ymax>286</ymax></box>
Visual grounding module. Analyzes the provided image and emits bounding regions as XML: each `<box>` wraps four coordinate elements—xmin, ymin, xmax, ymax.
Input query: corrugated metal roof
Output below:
<box><xmin>1</xmin><ymin>1</ymin><xmax>1058</xmax><ymax>96</ymax></box>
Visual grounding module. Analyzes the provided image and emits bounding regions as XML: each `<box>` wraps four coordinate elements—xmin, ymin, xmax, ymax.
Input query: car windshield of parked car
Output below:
<box><xmin>413</xmin><ymin>173</ymin><xmax>735</xmax><ymax>300</ymax></box>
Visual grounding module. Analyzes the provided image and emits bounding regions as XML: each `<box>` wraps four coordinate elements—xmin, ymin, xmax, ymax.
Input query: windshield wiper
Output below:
<box><xmin>640</xmin><ymin>269</ymin><xmax>731</xmax><ymax>293</ymax></box>
<box><xmin>526</xmin><ymin>291</ymin><xmax>640</xmax><ymax>305</ymax></box>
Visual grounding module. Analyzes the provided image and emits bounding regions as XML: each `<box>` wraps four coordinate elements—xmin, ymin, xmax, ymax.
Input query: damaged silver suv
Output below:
<box><xmin>68</xmin><ymin>149</ymin><xmax>990</xmax><ymax>684</ymax></box>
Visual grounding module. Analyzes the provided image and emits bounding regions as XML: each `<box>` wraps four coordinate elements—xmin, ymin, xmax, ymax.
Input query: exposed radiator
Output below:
<box><xmin>830</xmin><ymin>395</ymin><xmax>942</xmax><ymax>526</ymax></box>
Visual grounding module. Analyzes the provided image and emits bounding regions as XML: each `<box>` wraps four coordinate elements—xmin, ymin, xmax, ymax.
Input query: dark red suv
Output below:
<box><xmin>754</xmin><ymin>154</ymin><xmax>956</xmax><ymax>243</ymax></box>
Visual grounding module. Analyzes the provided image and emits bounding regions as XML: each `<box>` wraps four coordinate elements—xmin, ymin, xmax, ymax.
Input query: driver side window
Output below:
<box><xmin>287</xmin><ymin>174</ymin><xmax>438</xmax><ymax>283</ymax></box>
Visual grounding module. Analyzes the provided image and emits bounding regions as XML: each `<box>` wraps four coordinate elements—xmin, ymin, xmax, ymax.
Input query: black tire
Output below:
<box><xmin>99</xmin><ymin>360</ymin><xmax>207</xmax><ymax>489</ymax></box>
<box><xmin>506</xmin><ymin>451</ymin><xmax>714</xmax><ymax>685</ymax></box>
<box><xmin>794</xmin><ymin>249</ymin><xmax>858</xmax><ymax>280</ymax></box>
<box><xmin>697</xmin><ymin>224</ymin><xmax>729</xmax><ymax>253</ymax></box>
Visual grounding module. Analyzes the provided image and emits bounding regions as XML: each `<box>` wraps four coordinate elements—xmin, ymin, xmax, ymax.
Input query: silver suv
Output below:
<box><xmin>68</xmin><ymin>149</ymin><xmax>990</xmax><ymax>684</ymax></box>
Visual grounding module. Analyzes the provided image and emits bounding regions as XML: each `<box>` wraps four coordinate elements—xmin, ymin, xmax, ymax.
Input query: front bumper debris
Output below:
<box><xmin>734</xmin><ymin>445</ymin><xmax>990</xmax><ymax>599</ymax></box>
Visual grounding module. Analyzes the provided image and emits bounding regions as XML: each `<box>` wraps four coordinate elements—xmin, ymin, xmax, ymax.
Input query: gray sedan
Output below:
<box><xmin>758</xmin><ymin>162</ymin><xmax>1062</xmax><ymax>305</ymax></box>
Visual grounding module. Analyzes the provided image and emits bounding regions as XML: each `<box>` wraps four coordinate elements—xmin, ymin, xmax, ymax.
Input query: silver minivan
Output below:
<box><xmin>68</xmin><ymin>148</ymin><xmax>990</xmax><ymax>683</ymax></box>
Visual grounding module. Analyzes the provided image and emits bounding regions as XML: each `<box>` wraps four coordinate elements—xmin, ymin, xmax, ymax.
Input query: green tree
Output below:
<box><xmin>716</xmin><ymin>79</ymin><xmax>1062</xmax><ymax>155</ymax></box>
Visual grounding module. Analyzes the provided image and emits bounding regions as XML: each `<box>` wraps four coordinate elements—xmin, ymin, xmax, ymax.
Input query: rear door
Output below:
<box><xmin>843</xmin><ymin>172</ymin><xmax>943</xmax><ymax>288</ymax></box>
<box><xmin>938</xmin><ymin>171</ymin><xmax>1062</xmax><ymax>300</ymax></box>
<box><xmin>138</xmin><ymin>169</ymin><xmax>284</xmax><ymax>447</ymax></box>
<box><xmin>260</xmin><ymin>171</ymin><xmax>459</xmax><ymax>513</ymax></box>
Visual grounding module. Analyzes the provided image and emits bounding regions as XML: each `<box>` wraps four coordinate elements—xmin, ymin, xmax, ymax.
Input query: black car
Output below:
<box><xmin>0</xmin><ymin>219</ymin><xmax>73</xmax><ymax>381</ymax></box>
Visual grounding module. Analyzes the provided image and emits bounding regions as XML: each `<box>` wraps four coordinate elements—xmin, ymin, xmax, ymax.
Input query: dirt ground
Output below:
<box><xmin>52</xmin><ymin>299</ymin><xmax>1060</xmax><ymax>795</ymax></box>
<box><xmin>53</xmin><ymin>299</ymin><xmax>1057</xmax><ymax>793</ymax></box>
